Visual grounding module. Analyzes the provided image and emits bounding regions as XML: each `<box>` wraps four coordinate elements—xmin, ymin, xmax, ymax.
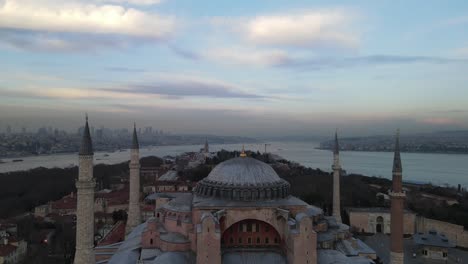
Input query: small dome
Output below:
<box><xmin>195</xmin><ymin>157</ymin><xmax>290</xmax><ymax>201</ymax></box>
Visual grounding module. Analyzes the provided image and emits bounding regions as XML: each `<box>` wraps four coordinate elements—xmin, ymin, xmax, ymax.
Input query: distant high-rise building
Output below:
<box><xmin>144</xmin><ymin>126</ymin><xmax>153</xmax><ymax>134</ymax></box>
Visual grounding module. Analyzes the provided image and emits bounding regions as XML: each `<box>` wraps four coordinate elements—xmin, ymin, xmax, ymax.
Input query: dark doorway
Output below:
<box><xmin>376</xmin><ymin>216</ymin><xmax>384</xmax><ymax>233</ymax></box>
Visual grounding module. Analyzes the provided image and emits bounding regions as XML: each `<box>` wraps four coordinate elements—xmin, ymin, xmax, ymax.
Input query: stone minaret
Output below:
<box><xmin>74</xmin><ymin>116</ymin><xmax>95</xmax><ymax>264</ymax></box>
<box><xmin>126</xmin><ymin>123</ymin><xmax>141</xmax><ymax>234</ymax></box>
<box><xmin>332</xmin><ymin>130</ymin><xmax>342</xmax><ymax>223</ymax></box>
<box><xmin>390</xmin><ymin>129</ymin><xmax>405</xmax><ymax>264</ymax></box>
<box><xmin>204</xmin><ymin>138</ymin><xmax>209</xmax><ymax>153</ymax></box>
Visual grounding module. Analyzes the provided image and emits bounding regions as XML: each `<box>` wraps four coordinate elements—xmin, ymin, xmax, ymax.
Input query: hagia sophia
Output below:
<box><xmin>73</xmin><ymin>117</ymin><xmax>406</xmax><ymax>264</ymax></box>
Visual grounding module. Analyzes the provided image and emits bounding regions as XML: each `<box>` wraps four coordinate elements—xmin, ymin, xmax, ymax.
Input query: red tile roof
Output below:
<box><xmin>97</xmin><ymin>221</ymin><xmax>125</xmax><ymax>246</ymax></box>
<box><xmin>50</xmin><ymin>196</ymin><xmax>77</xmax><ymax>210</ymax></box>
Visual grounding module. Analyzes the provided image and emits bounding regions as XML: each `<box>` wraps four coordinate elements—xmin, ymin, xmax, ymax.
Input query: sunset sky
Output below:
<box><xmin>1</xmin><ymin>0</ymin><xmax>468</xmax><ymax>136</ymax></box>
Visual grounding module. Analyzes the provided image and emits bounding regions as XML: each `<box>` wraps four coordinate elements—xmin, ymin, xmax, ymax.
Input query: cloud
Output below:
<box><xmin>0</xmin><ymin>0</ymin><xmax>175</xmax><ymax>52</ymax></box>
<box><xmin>420</xmin><ymin>117</ymin><xmax>464</xmax><ymax>126</ymax></box>
<box><xmin>105</xmin><ymin>77</ymin><xmax>265</xmax><ymax>99</ymax></box>
<box><xmin>0</xmin><ymin>0</ymin><xmax>175</xmax><ymax>38</ymax></box>
<box><xmin>0</xmin><ymin>29</ymin><xmax>133</xmax><ymax>52</ymax></box>
<box><xmin>203</xmin><ymin>48</ymin><xmax>290</xmax><ymax>66</ymax></box>
<box><xmin>106</xmin><ymin>66</ymin><xmax>146</xmax><ymax>73</ymax></box>
<box><xmin>454</xmin><ymin>47</ymin><xmax>468</xmax><ymax>57</ymax></box>
<box><xmin>169</xmin><ymin>45</ymin><xmax>201</xmax><ymax>60</ymax></box>
<box><xmin>440</xmin><ymin>16</ymin><xmax>468</xmax><ymax>27</ymax></box>
<box><xmin>276</xmin><ymin>54</ymin><xmax>468</xmax><ymax>70</ymax></box>
<box><xmin>97</xmin><ymin>0</ymin><xmax>162</xmax><ymax>5</ymax></box>
<box><xmin>244</xmin><ymin>10</ymin><xmax>359</xmax><ymax>48</ymax></box>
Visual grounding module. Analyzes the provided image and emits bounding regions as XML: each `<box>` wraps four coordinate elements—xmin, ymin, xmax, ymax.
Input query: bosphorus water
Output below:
<box><xmin>1</xmin><ymin>141</ymin><xmax>467</xmax><ymax>188</ymax></box>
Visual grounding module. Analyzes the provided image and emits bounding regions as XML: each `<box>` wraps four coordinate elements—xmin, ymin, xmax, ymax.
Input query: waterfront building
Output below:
<box><xmin>97</xmin><ymin>148</ymin><xmax>375</xmax><ymax>264</ymax></box>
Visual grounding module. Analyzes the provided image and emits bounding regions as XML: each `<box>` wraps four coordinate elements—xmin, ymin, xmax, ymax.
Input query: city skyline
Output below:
<box><xmin>1</xmin><ymin>0</ymin><xmax>468</xmax><ymax>136</ymax></box>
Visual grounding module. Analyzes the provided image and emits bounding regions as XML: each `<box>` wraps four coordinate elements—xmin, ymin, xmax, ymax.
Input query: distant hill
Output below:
<box><xmin>319</xmin><ymin>131</ymin><xmax>468</xmax><ymax>154</ymax></box>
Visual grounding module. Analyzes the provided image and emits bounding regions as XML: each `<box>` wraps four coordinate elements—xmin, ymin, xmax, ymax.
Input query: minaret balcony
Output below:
<box><xmin>332</xmin><ymin>164</ymin><xmax>341</xmax><ymax>170</ymax></box>
<box><xmin>389</xmin><ymin>191</ymin><xmax>406</xmax><ymax>198</ymax></box>
<box><xmin>76</xmin><ymin>179</ymin><xmax>96</xmax><ymax>189</ymax></box>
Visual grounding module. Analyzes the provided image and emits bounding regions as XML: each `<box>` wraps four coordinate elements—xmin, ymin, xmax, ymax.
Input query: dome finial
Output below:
<box><xmin>240</xmin><ymin>145</ymin><xmax>247</xmax><ymax>158</ymax></box>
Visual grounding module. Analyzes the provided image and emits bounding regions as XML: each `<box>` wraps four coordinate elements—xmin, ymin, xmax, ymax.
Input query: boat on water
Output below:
<box><xmin>103</xmin><ymin>154</ymin><xmax>110</xmax><ymax>157</ymax></box>
<box><xmin>12</xmin><ymin>159</ymin><xmax>23</xmax><ymax>162</ymax></box>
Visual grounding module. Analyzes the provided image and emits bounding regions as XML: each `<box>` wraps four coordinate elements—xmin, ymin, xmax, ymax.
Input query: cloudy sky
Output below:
<box><xmin>1</xmin><ymin>0</ymin><xmax>468</xmax><ymax>137</ymax></box>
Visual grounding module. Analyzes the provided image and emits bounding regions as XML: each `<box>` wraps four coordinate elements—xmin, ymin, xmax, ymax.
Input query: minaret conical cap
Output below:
<box><xmin>392</xmin><ymin>129</ymin><xmax>402</xmax><ymax>173</ymax></box>
<box><xmin>132</xmin><ymin>123</ymin><xmax>139</xmax><ymax>150</ymax></box>
<box><xmin>79</xmin><ymin>114</ymin><xmax>93</xmax><ymax>156</ymax></box>
<box><xmin>334</xmin><ymin>129</ymin><xmax>339</xmax><ymax>155</ymax></box>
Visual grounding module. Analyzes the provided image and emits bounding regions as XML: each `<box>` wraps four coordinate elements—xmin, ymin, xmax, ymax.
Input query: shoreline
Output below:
<box><xmin>315</xmin><ymin>147</ymin><xmax>468</xmax><ymax>155</ymax></box>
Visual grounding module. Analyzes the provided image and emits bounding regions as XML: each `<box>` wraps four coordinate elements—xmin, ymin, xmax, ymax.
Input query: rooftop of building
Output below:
<box><xmin>204</xmin><ymin>157</ymin><xmax>282</xmax><ymax>186</ymax></box>
<box><xmin>192</xmin><ymin>194</ymin><xmax>307</xmax><ymax>208</ymax></box>
<box><xmin>347</xmin><ymin>207</ymin><xmax>415</xmax><ymax>214</ymax></box>
<box><xmin>158</xmin><ymin>170</ymin><xmax>179</xmax><ymax>181</ymax></box>
<box><xmin>195</xmin><ymin>157</ymin><xmax>291</xmax><ymax>201</ymax></box>
<box><xmin>317</xmin><ymin>250</ymin><xmax>374</xmax><ymax>264</ymax></box>
<box><xmin>161</xmin><ymin>193</ymin><xmax>193</xmax><ymax>213</ymax></box>
<box><xmin>413</xmin><ymin>230</ymin><xmax>456</xmax><ymax>248</ymax></box>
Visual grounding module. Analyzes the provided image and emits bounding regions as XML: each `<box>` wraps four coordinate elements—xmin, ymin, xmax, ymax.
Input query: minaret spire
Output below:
<box><xmin>240</xmin><ymin>145</ymin><xmax>247</xmax><ymax>157</ymax></box>
<box><xmin>390</xmin><ymin>129</ymin><xmax>405</xmax><ymax>264</ymax></box>
<box><xmin>74</xmin><ymin>115</ymin><xmax>96</xmax><ymax>264</ymax></box>
<box><xmin>131</xmin><ymin>122</ymin><xmax>139</xmax><ymax>150</ymax></box>
<box><xmin>126</xmin><ymin>122</ymin><xmax>141</xmax><ymax>234</ymax></box>
<box><xmin>392</xmin><ymin>129</ymin><xmax>402</xmax><ymax>173</ymax></box>
<box><xmin>332</xmin><ymin>129</ymin><xmax>342</xmax><ymax>223</ymax></box>
<box><xmin>334</xmin><ymin>128</ymin><xmax>339</xmax><ymax>155</ymax></box>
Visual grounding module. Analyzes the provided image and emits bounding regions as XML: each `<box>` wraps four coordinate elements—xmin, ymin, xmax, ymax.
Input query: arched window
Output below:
<box><xmin>150</xmin><ymin>239</ymin><xmax>153</xmax><ymax>245</ymax></box>
<box><xmin>265</xmin><ymin>237</ymin><xmax>269</xmax><ymax>244</ymax></box>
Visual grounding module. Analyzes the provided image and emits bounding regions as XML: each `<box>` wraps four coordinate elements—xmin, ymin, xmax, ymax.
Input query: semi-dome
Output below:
<box><xmin>195</xmin><ymin>157</ymin><xmax>290</xmax><ymax>201</ymax></box>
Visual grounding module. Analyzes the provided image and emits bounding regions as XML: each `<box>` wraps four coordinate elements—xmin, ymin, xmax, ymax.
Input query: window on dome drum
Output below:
<box><xmin>274</xmin><ymin>237</ymin><xmax>278</xmax><ymax>244</ymax></box>
<box><xmin>150</xmin><ymin>239</ymin><xmax>153</xmax><ymax>245</ymax></box>
<box><xmin>238</xmin><ymin>224</ymin><xmax>242</xmax><ymax>232</ymax></box>
<box><xmin>265</xmin><ymin>226</ymin><xmax>270</xmax><ymax>232</ymax></box>
<box><xmin>255</xmin><ymin>223</ymin><xmax>260</xmax><ymax>232</ymax></box>
<box><xmin>238</xmin><ymin>237</ymin><xmax>242</xmax><ymax>244</ymax></box>
<box><xmin>257</xmin><ymin>237</ymin><xmax>260</xmax><ymax>244</ymax></box>
<box><xmin>230</xmin><ymin>237</ymin><xmax>234</xmax><ymax>244</ymax></box>
<box><xmin>247</xmin><ymin>223</ymin><xmax>252</xmax><ymax>232</ymax></box>
<box><xmin>248</xmin><ymin>237</ymin><xmax>252</xmax><ymax>244</ymax></box>
<box><xmin>265</xmin><ymin>237</ymin><xmax>269</xmax><ymax>244</ymax></box>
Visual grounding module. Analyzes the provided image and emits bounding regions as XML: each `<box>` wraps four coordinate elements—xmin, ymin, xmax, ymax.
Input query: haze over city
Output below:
<box><xmin>1</xmin><ymin>0</ymin><xmax>468</xmax><ymax>137</ymax></box>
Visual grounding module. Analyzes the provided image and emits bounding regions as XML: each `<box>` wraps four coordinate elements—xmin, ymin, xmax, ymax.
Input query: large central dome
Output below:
<box><xmin>195</xmin><ymin>157</ymin><xmax>291</xmax><ymax>201</ymax></box>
